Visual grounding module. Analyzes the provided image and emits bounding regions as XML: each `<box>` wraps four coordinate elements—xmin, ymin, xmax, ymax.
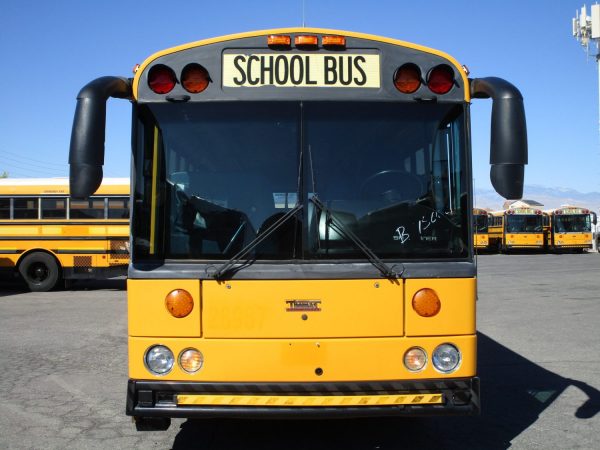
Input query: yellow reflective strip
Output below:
<box><xmin>176</xmin><ymin>393</ymin><xmax>443</xmax><ymax>407</ymax></box>
<box><xmin>149</xmin><ymin>127</ymin><xmax>159</xmax><ymax>254</ymax></box>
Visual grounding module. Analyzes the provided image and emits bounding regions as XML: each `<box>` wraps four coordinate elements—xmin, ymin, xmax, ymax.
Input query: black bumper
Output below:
<box><xmin>126</xmin><ymin>378</ymin><xmax>480</xmax><ymax>419</ymax></box>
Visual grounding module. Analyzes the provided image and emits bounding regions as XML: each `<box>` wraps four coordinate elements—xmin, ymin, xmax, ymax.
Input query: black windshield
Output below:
<box><xmin>473</xmin><ymin>214</ymin><xmax>488</xmax><ymax>233</ymax></box>
<box><xmin>505</xmin><ymin>215</ymin><xmax>543</xmax><ymax>233</ymax></box>
<box><xmin>554</xmin><ymin>215</ymin><xmax>591</xmax><ymax>233</ymax></box>
<box><xmin>133</xmin><ymin>101</ymin><xmax>468</xmax><ymax>261</ymax></box>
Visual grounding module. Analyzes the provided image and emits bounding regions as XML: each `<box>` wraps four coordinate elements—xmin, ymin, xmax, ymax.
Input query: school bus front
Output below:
<box><xmin>69</xmin><ymin>28</ymin><xmax>528</xmax><ymax>429</ymax></box>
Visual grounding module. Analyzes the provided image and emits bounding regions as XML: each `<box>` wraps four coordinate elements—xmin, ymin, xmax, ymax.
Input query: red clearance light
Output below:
<box><xmin>394</xmin><ymin>63</ymin><xmax>421</xmax><ymax>94</ymax></box>
<box><xmin>295</xmin><ymin>35</ymin><xmax>318</xmax><ymax>47</ymax></box>
<box><xmin>427</xmin><ymin>64</ymin><xmax>455</xmax><ymax>95</ymax></box>
<box><xmin>322</xmin><ymin>35</ymin><xmax>346</xmax><ymax>47</ymax></box>
<box><xmin>148</xmin><ymin>65</ymin><xmax>176</xmax><ymax>94</ymax></box>
<box><xmin>181</xmin><ymin>64</ymin><xmax>210</xmax><ymax>93</ymax></box>
<box><xmin>267</xmin><ymin>35</ymin><xmax>291</xmax><ymax>47</ymax></box>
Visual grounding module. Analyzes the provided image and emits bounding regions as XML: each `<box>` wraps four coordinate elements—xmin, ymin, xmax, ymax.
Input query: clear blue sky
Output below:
<box><xmin>1</xmin><ymin>0</ymin><xmax>598</xmax><ymax>193</ymax></box>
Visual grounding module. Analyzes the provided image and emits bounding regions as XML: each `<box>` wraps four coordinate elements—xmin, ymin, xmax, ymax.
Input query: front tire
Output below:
<box><xmin>18</xmin><ymin>252</ymin><xmax>61</xmax><ymax>292</ymax></box>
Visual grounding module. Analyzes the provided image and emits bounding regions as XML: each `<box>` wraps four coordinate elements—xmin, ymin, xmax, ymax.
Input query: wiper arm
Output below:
<box><xmin>310</xmin><ymin>195</ymin><xmax>402</xmax><ymax>279</ymax></box>
<box><xmin>212</xmin><ymin>204</ymin><xmax>303</xmax><ymax>280</ymax></box>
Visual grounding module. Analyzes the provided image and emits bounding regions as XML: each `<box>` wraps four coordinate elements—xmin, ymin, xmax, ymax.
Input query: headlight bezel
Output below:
<box><xmin>144</xmin><ymin>344</ymin><xmax>175</xmax><ymax>376</ymax></box>
<box><xmin>403</xmin><ymin>346</ymin><xmax>428</xmax><ymax>372</ymax></box>
<box><xmin>179</xmin><ymin>348</ymin><xmax>204</xmax><ymax>374</ymax></box>
<box><xmin>432</xmin><ymin>343</ymin><xmax>461</xmax><ymax>374</ymax></box>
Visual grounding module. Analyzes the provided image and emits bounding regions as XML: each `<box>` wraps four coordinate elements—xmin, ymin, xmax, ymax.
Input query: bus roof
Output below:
<box><xmin>0</xmin><ymin>178</ymin><xmax>129</xmax><ymax>196</ymax></box>
<box><xmin>132</xmin><ymin>27</ymin><xmax>470</xmax><ymax>102</ymax></box>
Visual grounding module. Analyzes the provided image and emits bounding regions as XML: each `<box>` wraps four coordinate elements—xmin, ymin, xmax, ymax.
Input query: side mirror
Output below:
<box><xmin>69</xmin><ymin>76</ymin><xmax>132</xmax><ymax>198</ymax></box>
<box><xmin>471</xmin><ymin>77</ymin><xmax>528</xmax><ymax>200</ymax></box>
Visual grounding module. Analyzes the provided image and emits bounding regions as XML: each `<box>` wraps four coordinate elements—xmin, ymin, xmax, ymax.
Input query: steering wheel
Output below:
<box><xmin>359</xmin><ymin>170</ymin><xmax>424</xmax><ymax>203</ymax></box>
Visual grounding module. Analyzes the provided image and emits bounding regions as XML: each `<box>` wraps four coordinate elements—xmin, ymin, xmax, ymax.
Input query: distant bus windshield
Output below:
<box><xmin>554</xmin><ymin>214</ymin><xmax>591</xmax><ymax>233</ymax></box>
<box><xmin>473</xmin><ymin>215</ymin><xmax>488</xmax><ymax>233</ymax></box>
<box><xmin>134</xmin><ymin>101</ymin><xmax>468</xmax><ymax>260</ymax></box>
<box><xmin>505</xmin><ymin>215</ymin><xmax>543</xmax><ymax>233</ymax></box>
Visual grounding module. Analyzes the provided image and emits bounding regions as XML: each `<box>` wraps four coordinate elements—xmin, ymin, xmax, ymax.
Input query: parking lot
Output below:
<box><xmin>1</xmin><ymin>253</ymin><xmax>599</xmax><ymax>449</ymax></box>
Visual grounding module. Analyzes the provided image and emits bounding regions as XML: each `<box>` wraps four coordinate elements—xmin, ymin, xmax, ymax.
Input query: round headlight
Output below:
<box><xmin>145</xmin><ymin>345</ymin><xmax>174</xmax><ymax>375</ymax></box>
<box><xmin>179</xmin><ymin>348</ymin><xmax>204</xmax><ymax>373</ymax></box>
<box><xmin>404</xmin><ymin>347</ymin><xmax>427</xmax><ymax>372</ymax></box>
<box><xmin>432</xmin><ymin>343</ymin><xmax>461</xmax><ymax>373</ymax></box>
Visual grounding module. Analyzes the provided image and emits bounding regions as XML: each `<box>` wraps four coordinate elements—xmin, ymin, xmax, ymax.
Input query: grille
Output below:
<box><xmin>110</xmin><ymin>240</ymin><xmax>130</xmax><ymax>260</ymax></box>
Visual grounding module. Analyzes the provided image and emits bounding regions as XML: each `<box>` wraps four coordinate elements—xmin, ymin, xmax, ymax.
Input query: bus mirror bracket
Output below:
<box><xmin>470</xmin><ymin>77</ymin><xmax>528</xmax><ymax>200</ymax></box>
<box><xmin>69</xmin><ymin>76</ymin><xmax>132</xmax><ymax>199</ymax></box>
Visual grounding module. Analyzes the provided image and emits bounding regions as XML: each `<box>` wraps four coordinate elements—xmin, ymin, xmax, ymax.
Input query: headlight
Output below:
<box><xmin>145</xmin><ymin>345</ymin><xmax>174</xmax><ymax>375</ymax></box>
<box><xmin>404</xmin><ymin>347</ymin><xmax>427</xmax><ymax>372</ymax></box>
<box><xmin>432</xmin><ymin>343</ymin><xmax>461</xmax><ymax>373</ymax></box>
<box><xmin>179</xmin><ymin>348</ymin><xmax>204</xmax><ymax>373</ymax></box>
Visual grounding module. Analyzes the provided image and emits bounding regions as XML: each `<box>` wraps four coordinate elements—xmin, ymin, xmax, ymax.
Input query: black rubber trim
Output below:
<box><xmin>126</xmin><ymin>378</ymin><xmax>480</xmax><ymax>419</ymax></box>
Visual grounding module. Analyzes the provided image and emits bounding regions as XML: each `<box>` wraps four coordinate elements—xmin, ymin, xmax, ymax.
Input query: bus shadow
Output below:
<box><xmin>170</xmin><ymin>332</ymin><xmax>599</xmax><ymax>450</ymax></box>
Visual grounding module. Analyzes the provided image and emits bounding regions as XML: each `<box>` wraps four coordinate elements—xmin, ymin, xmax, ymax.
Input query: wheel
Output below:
<box><xmin>18</xmin><ymin>252</ymin><xmax>61</xmax><ymax>292</ymax></box>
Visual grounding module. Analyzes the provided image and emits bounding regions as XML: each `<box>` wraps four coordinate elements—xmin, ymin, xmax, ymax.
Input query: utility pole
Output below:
<box><xmin>573</xmin><ymin>5</ymin><xmax>600</xmax><ymax>136</ymax></box>
<box><xmin>573</xmin><ymin>5</ymin><xmax>600</xmax><ymax>251</ymax></box>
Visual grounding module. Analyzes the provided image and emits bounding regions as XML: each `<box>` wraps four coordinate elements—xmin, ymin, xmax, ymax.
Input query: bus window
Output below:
<box><xmin>13</xmin><ymin>198</ymin><xmax>38</xmax><ymax>219</ymax></box>
<box><xmin>0</xmin><ymin>198</ymin><xmax>10</xmax><ymax>219</ymax></box>
<box><xmin>70</xmin><ymin>198</ymin><xmax>105</xmax><ymax>219</ymax></box>
<box><xmin>41</xmin><ymin>198</ymin><xmax>67</xmax><ymax>219</ymax></box>
<box><xmin>108</xmin><ymin>197</ymin><xmax>130</xmax><ymax>219</ymax></box>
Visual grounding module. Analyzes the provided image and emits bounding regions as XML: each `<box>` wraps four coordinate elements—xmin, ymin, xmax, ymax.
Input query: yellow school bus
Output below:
<box><xmin>473</xmin><ymin>208</ymin><xmax>491</xmax><ymax>250</ymax></box>
<box><xmin>67</xmin><ymin>28</ymin><xmax>527</xmax><ymax>430</ymax></box>
<box><xmin>544</xmin><ymin>206</ymin><xmax>595</xmax><ymax>252</ymax></box>
<box><xmin>0</xmin><ymin>178</ymin><xmax>129</xmax><ymax>291</ymax></box>
<box><xmin>489</xmin><ymin>207</ymin><xmax>544</xmax><ymax>252</ymax></box>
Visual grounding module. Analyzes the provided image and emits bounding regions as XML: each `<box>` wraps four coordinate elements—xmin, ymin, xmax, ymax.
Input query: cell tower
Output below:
<box><xmin>573</xmin><ymin>4</ymin><xmax>600</xmax><ymax>135</ymax></box>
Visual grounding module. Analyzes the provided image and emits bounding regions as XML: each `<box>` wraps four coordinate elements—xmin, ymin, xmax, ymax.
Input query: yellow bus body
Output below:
<box><xmin>544</xmin><ymin>206</ymin><xmax>593</xmax><ymax>251</ymax></box>
<box><xmin>67</xmin><ymin>25</ymin><xmax>534</xmax><ymax>426</ymax></box>
<box><xmin>128</xmin><ymin>278</ymin><xmax>476</xmax><ymax>382</ymax></box>
<box><xmin>0</xmin><ymin>178</ymin><xmax>129</xmax><ymax>290</ymax></box>
<box><xmin>473</xmin><ymin>208</ymin><xmax>490</xmax><ymax>250</ymax></box>
<box><xmin>489</xmin><ymin>208</ymin><xmax>544</xmax><ymax>252</ymax></box>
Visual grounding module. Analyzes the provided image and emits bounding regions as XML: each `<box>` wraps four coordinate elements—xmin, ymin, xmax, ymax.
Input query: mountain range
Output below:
<box><xmin>474</xmin><ymin>185</ymin><xmax>600</xmax><ymax>211</ymax></box>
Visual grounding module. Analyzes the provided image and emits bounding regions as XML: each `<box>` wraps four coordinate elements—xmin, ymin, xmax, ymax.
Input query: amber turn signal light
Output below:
<box><xmin>295</xmin><ymin>35</ymin><xmax>318</xmax><ymax>47</ymax></box>
<box><xmin>322</xmin><ymin>35</ymin><xmax>346</xmax><ymax>47</ymax></box>
<box><xmin>181</xmin><ymin>64</ymin><xmax>210</xmax><ymax>93</ymax></box>
<box><xmin>165</xmin><ymin>289</ymin><xmax>194</xmax><ymax>318</ymax></box>
<box><xmin>412</xmin><ymin>288</ymin><xmax>441</xmax><ymax>317</ymax></box>
<box><xmin>394</xmin><ymin>63</ymin><xmax>421</xmax><ymax>94</ymax></box>
<box><xmin>267</xmin><ymin>35</ymin><xmax>291</xmax><ymax>47</ymax></box>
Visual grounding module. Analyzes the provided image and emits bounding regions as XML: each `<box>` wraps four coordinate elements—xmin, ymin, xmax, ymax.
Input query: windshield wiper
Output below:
<box><xmin>212</xmin><ymin>204</ymin><xmax>303</xmax><ymax>280</ymax></box>
<box><xmin>310</xmin><ymin>195</ymin><xmax>403</xmax><ymax>279</ymax></box>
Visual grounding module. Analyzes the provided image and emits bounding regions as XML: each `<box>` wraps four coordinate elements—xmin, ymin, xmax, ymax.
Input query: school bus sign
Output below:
<box><xmin>223</xmin><ymin>53</ymin><xmax>380</xmax><ymax>88</ymax></box>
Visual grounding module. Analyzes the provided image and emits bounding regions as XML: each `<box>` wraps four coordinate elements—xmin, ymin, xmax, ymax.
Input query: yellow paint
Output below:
<box><xmin>0</xmin><ymin>178</ymin><xmax>128</xmax><ymax>196</ymax></box>
<box><xmin>202</xmin><ymin>279</ymin><xmax>403</xmax><ymax>338</ymax></box>
<box><xmin>474</xmin><ymin>234</ymin><xmax>489</xmax><ymax>248</ymax></box>
<box><xmin>128</xmin><ymin>334</ymin><xmax>476</xmax><ymax>381</ymax></box>
<box><xmin>405</xmin><ymin>278</ymin><xmax>476</xmax><ymax>337</ymax></box>
<box><xmin>554</xmin><ymin>232</ymin><xmax>593</xmax><ymax>248</ymax></box>
<box><xmin>176</xmin><ymin>393</ymin><xmax>443</xmax><ymax>407</ymax></box>
<box><xmin>128</xmin><ymin>279</ymin><xmax>201</xmax><ymax>338</ymax></box>
<box><xmin>0</xmin><ymin>222</ymin><xmax>129</xmax><ymax>271</ymax></box>
<box><xmin>505</xmin><ymin>233</ymin><xmax>544</xmax><ymax>248</ymax></box>
<box><xmin>132</xmin><ymin>27</ymin><xmax>470</xmax><ymax>101</ymax></box>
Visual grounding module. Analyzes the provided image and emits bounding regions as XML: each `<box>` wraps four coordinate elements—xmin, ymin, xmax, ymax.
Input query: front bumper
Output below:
<box><xmin>126</xmin><ymin>378</ymin><xmax>480</xmax><ymax>419</ymax></box>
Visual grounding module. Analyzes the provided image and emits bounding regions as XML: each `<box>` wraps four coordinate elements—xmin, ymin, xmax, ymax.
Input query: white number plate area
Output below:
<box><xmin>223</xmin><ymin>53</ymin><xmax>380</xmax><ymax>88</ymax></box>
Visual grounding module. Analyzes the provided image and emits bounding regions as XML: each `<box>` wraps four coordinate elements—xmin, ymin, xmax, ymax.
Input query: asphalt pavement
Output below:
<box><xmin>0</xmin><ymin>254</ymin><xmax>599</xmax><ymax>449</ymax></box>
